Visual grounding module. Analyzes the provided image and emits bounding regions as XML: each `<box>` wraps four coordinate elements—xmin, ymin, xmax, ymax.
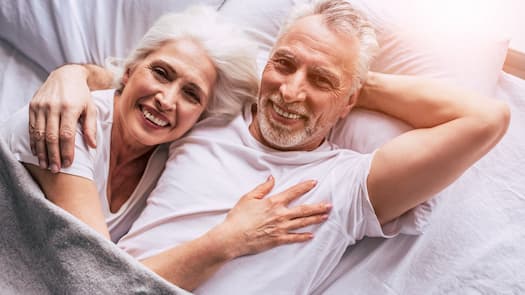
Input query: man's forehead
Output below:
<box><xmin>273</xmin><ymin>16</ymin><xmax>358</xmax><ymax>77</ymax></box>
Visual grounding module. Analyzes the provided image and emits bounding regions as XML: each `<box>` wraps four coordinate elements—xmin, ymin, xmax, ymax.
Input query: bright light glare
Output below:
<box><xmin>389</xmin><ymin>0</ymin><xmax>521</xmax><ymax>37</ymax></box>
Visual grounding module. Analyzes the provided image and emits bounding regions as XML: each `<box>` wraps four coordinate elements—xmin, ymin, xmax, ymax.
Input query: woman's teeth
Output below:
<box><xmin>272</xmin><ymin>103</ymin><xmax>301</xmax><ymax>120</ymax></box>
<box><xmin>143</xmin><ymin>108</ymin><xmax>168</xmax><ymax>127</ymax></box>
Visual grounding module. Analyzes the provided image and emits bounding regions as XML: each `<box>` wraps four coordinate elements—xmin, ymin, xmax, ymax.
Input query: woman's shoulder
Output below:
<box><xmin>91</xmin><ymin>89</ymin><xmax>117</xmax><ymax>124</ymax></box>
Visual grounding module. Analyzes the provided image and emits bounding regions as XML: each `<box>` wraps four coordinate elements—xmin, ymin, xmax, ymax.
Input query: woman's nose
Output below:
<box><xmin>154</xmin><ymin>92</ymin><xmax>176</xmax><ymax>112</ymax></box>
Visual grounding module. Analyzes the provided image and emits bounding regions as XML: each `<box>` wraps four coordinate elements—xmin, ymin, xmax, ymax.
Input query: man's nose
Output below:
<box><xmin>280</xmin><ymin>71</ymin><xmax>307</xmax><ymax>103</ymax></box>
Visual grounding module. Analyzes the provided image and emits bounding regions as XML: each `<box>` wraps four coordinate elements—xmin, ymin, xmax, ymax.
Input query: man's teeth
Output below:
<box><xmin>143</xmin><ymin>108</ymin><xmax>168</xmax><ymax>127</ymax></box>
<box><xmin>272</xmin><ymin>103</ymin><xmax>301</xmax><ymax>120</ymax></box>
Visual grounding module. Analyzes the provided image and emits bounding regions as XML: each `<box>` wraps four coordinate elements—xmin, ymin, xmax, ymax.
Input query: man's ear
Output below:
<box><xmin>339</xmin><ymin>90</ymin><xmax>359</xmax><ymax>119</ymax></box>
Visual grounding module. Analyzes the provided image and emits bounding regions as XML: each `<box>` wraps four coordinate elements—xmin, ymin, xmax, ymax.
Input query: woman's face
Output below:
<box><xmin>117</xmin><ymin>38</ymin><xmax>217</xmax><ymax>147</ymax></box>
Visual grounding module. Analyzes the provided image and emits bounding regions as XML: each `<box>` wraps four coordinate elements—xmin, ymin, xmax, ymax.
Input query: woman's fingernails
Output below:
<box><xmin>49</xmin><ymin>164</ymin><xmax>59</xmax><ymax>174</ymax></box>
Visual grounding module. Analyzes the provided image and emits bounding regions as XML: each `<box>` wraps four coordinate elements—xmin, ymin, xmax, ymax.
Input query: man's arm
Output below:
<box><xmin>29</xmin><ymin>64</ymin><xmax>113</xmax><ymax>172</ymax></box>
<box><xmin>360</xmin><ymin>72</ymin><xmax>510</xmax><ymax>224</ymax></box>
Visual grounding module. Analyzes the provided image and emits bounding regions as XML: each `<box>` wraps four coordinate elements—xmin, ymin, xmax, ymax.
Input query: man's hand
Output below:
<box><xmin>29</xmin><ymin>64</ymin><xmax>98</xmax><ymax>172</ymax></box>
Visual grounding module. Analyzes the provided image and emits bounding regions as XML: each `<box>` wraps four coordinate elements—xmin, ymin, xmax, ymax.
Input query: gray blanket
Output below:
<box><xmin>0</xmin><ymin>138</ymin><xmax>190</xmax><ymax>295</ymax></box>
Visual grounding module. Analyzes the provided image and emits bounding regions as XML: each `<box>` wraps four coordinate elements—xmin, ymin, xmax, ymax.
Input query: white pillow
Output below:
<box><xmin>0</xmin><ymin>0</ymin><xmax>224</xmax><ymax>72</ymax></box>
<box><xmin>219</xmin><ymin>0</ymin><xmax>308</xmax><ymax>76</ymax></box>
<box><xmin>330</xmin><ymin>0</ymin><xmax>509</xmax><ymax>152</ymax></box>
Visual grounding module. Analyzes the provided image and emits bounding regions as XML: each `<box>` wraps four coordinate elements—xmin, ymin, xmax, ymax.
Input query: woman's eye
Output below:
<box><xmin>150</xmin><ymin>66</ymin><xmax>169</xmax><ymax>80</ymax></box>
<box><xmin>183</xmin><ymin>87</ymin><xmax>201</xmax><ymax>105</ymax></box>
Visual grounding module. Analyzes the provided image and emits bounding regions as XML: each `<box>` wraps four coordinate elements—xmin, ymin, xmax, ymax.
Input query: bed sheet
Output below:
<box><xmin>0</xmin><ymin>38</ymin><xmax>45</xmax><ymax>123</ymax></box>
<box><xmin>317</xmin><ymin>72</ymin><xmax>525</xmax><ymax>294</ymax></box>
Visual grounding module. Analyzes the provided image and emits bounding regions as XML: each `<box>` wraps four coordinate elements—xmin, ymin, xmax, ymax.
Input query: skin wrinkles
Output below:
<box><xmin>251</xmin><ymin>15</ymin><xmax>360</xmax><ymax>151</ymax></box>
<box><xmin>113</xmin><ymin>38</ymin><xmax>217</xmax><ymax>160</ymax></box>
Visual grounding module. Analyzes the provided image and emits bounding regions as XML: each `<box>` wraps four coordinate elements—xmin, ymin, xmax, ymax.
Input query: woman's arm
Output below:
<box><xmin>29</xmin><ymin>64</ymin><xmax>112</xmax><ymax>172</ymax></box>
<box><xmin>24</xmin><ymin>164</ymin><xmax>110</xmax><ymax>239</ymax></box>
<box><xmin>140</xmin><ymin>176</ymin><xmax>330</xmax><ymax>291</ymax></box>
<box><xmin>360</xmin><ymin>72</ymin><xmax>510</xmax><ymax>225</ymax></box>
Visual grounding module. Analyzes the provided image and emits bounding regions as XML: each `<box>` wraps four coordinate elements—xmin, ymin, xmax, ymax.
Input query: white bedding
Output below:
<box><xmin>317</xmin><ymin>72</ymin><xmax>525</xmax><ymax>294</ymax></box>
<box><xmin>1</xmin><ymin>1</ymin><xmax>524</xmax><ymax>293</ymax></box>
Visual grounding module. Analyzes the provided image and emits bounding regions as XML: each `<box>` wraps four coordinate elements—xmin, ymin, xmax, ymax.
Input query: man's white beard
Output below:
<box><xmin>257</xmin><ymin>93</ymin><xmax>314</xmax><ymax>149</ymax></box>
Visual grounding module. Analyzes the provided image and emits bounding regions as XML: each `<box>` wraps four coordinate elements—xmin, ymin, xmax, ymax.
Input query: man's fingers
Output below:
<box><xmin>270</xmin><ymin>180</ymin><xmax>317</xmax><ymax>205</ymax></box>
<box><xmin>286</xmin><ymin>203</ymin><xmax>332</xmax><ymax>220</ymax></box>
<box><xmin>45</xmin><ymin>107</ymin><xmax>62</xmax><ymax>173</ymax></box>
<box><xmin>243</xmin><ymin>176</ymin><xmax>275</xmax><ymax>200</ymax></box>
<box><xmin>81</xmin><ymin>103</ymin><xmax>98</xmax><ymax>148</ymax></box>
<box><xmin>33</xmin><ymin>109</ymin><xmax>48</xmax><ymax>169</ymax></box>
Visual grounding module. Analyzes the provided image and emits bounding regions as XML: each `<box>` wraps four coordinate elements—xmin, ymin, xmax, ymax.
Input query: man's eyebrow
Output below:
<box><xmin>311</xmin><ymin>66</ymin><xmax>340</xmax><ymax>88</ymax></box>
<box><xmin>272</xmin><ymin>50</ymin><xmax>296</xmax><ymax>61</ymax></box>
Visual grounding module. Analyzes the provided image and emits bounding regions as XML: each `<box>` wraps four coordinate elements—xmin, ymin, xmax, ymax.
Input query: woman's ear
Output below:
<box><xmin>122</xmin><ymin>68</ymin><xmax>131</xmax><ymax>86</ymax></box>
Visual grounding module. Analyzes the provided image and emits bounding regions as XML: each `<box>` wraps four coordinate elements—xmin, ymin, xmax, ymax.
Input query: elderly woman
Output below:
<box><xmin>0</xmin><ymin>6</ymin><xmax>330</xmax><ymax>291</ymax></box>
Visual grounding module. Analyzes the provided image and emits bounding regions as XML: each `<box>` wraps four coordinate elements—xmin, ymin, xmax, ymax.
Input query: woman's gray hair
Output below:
<box><xmin>279</xmin><ymin>0</ymin><xmax>378</xmax><ymax>93</ymax></box>
<box><xmin>108</xmin><ymin>5</ymin><xmax>259</xmax><ymax>119</ymax></box>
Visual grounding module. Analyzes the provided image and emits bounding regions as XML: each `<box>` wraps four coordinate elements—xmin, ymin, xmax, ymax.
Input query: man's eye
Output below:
<box><xmin>313</xmin><ymin>76</ymin><xmax>333</xmax><ymax>89</ymax></box>
<box><xmin>273</xmin><ymin>58</ymin><xmax>294</xmax><ymax>73</ymax></box>
<box><xmin>275</xmin><ymin>59</ymin><xmax>290</xmax><ymax>67</ymax></box>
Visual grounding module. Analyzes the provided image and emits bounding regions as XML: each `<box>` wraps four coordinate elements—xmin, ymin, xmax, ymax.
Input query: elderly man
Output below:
<box><xmin>28</xmin><ymin>0</ymin><xmax>509</xmax><ymax>293</ymax></box>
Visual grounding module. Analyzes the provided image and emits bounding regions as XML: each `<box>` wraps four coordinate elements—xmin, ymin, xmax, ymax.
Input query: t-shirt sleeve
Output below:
<box><xmin>2</xmin><ymin>105</ymin><xmax>96</xmax><ymax>181</ymax></box>
<box><xmin>340</xmin><ymin>150</ymin><xmax>434</xmax><ymax>242</ymax></box>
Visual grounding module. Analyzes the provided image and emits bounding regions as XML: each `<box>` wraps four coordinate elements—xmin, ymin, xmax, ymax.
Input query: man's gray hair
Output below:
<box><xmin>113</xmin><ymin>5</ymin><xmax>258</xmax><ymax>119</ymax></box>
<box><xmin>280</xmin><ymin>0</ymin><xmax>378</xmax><ymax>93</ymax></box>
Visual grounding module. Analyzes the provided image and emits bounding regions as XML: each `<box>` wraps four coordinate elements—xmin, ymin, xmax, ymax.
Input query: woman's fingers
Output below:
<box><xmin>59</xmin><ymin>109</ymin><xmax>80</xmax><ymax>168</ymax></box>
<box><xmin>81</xmin><ymin>101</ymin><xmax>98</xmax><ymax>149</ymax></box>
<box><xmin>281</xmin><ymin>214</ymin><xmax>329</xmax><ymax>231</ymax></box>
<box><xmin>274</xmin><ymin>233</ymin><xmax>314</xmax><ymax>245</ymax></box>
<box><xmin>243</xmin><ymin>175</ymin><xmax>275</xmax><ymax>200</ymax></box>
<box><xmin>268</xmin><ymin>180</ymin><xmax>317</xmax><ymax>205</ymax></box>
<box><xmin>45</xmin><ymin>106</ymin><xmax>61</xmax><ymax>173</ymax></box>
<box><xmin>32</xmin><ymin>108</ymin><xmax>48</xmax><ymax>170</ymax></box>
<box><xmin>28</xmin><ymin>104</ymin><xmax>38</xmax><ymax>156</ymax></box>
<box><xmin>286</xmin><ymin>203</ymin><xmax>332</xmax><ymax>220</ymax></box>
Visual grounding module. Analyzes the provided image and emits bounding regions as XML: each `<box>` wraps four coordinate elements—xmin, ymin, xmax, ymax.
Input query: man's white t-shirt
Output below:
<box><xmin>118</xmin><ymin>104</ymin><xmax>431</xmax><ymax>294</ymax></box>
<box><xmin>1</xmin><ymin>89</ymin><xmax>167</xmax><ymax>242</ymax></box>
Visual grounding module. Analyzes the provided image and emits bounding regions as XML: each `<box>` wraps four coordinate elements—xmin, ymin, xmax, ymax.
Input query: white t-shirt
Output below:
<box><xmin>1</xmin><ymin>89</ymin><xmax>167</xmax><ymax>242</ymax></box>
<box><xmin>118</xmin><ymin>105</ymin><xmax>431</xmax><ymax>294</ymax></box>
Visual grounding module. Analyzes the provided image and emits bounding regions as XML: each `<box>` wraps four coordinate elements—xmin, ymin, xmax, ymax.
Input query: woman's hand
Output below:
<box><xmin>211</xmin><ymin>176</ymin><xmax>331</xmax><ymax>259</ymax></box>
<box><xmin>28</xmin><ymin>64</ymin><xmax>97</xmax><ymax>172</ymax></box>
